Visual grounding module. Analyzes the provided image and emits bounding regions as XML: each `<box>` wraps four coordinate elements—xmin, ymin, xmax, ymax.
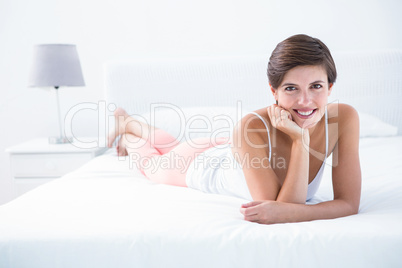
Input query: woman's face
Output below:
<box><xmin>271</xmin><ymin>65</ymin><xmax>333</xmax><ymax>129</ymax></box>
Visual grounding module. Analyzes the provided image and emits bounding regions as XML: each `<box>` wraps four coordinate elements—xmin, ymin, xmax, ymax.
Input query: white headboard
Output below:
<box><xmin>104</xmin><ymin>51</ymin><xmax>402</xmax><ymax>135</ymax></box>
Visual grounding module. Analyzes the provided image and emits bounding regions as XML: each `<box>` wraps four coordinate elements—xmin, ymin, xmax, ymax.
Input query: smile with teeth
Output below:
<box><xmin>294</xmin><ymin>109</ymin><xmax>317</xmax><ymax>117</ymax></box>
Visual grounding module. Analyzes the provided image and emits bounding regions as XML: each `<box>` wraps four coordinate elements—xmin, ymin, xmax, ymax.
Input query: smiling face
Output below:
<box><xmin>271</xmin><ymin>65</ymin><xmax>333</xmax><ymax>128</ymax></box>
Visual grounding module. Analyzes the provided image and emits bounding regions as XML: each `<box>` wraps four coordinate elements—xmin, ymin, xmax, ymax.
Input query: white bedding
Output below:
<box><xmin>1</xmin><ymin>136</ymin><xmax>402</xmax><ymax>268</ymax></box>
<box><xmin>2</xmin><ymin>51</ymin><xmax>402</xmax><ymax>267</ymax></box>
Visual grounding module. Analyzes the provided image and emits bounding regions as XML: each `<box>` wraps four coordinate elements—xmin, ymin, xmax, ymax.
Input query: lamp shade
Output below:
<box><xmin>28</xmin><ymin>44</ymin><xmax>85</xmax><ymax>87</ymax></box>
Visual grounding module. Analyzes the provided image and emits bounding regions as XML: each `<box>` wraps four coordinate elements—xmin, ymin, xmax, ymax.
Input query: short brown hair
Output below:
<box><xmin>267</xmin><ymin>34</ymin><xmax>337</xmax><ymax>89</ymax></box>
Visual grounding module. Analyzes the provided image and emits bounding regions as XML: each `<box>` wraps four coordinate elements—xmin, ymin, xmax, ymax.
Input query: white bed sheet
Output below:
<box><xmin>1</xmin><ymin>137</ymin><xmax>402</xmax><ymax>268</ymax></box>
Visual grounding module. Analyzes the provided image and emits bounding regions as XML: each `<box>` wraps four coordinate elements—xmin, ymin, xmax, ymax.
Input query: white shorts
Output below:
<box><xmin>185</xmin><ymin>143</ymin><xmax>253</xmax><ymax>201</ymax></box>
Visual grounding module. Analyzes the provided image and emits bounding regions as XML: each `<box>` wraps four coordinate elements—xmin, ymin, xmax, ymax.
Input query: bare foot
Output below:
<box><xmin>116</xmin><ymin>135</ymin><xmax>128</xmax><ymax>156</ymax></box>
<box><xmin>116</xmin><ymin>133</ymin><xmax>144</xmax><ymax>156</ymax></box>
<box><xmin>108</xmin><ymin>107</ymin><xmax>130</xmax><ymax>148</ymax></box>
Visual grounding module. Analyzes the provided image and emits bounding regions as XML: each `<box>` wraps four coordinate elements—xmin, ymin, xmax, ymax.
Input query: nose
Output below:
<box><xmin>298</xmin><ymin>90</ymin><xmax>312</xmax><ymax>106</ymax></box>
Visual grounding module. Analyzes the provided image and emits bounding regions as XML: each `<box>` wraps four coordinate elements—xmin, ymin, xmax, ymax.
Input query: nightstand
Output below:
<box><xmin>6</xmin><ymin>138</ymin><xmax>108</xmax><ymax>196</ymax></box>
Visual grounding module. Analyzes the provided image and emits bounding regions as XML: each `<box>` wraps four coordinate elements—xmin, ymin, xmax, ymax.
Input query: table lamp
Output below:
<box><xmin>28</xmin><ymin>44</ymin><xmax>85</xmax><ymax>144</ymax></box>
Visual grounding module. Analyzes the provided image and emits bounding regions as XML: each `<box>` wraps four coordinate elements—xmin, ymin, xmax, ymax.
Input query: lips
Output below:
<box><xmin>294</xmin><ymin>109</ymin><xmax>317</xmax><ymax>119</ymax></box>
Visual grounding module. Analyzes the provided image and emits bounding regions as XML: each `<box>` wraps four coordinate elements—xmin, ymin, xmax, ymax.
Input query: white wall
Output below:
<box><xmin>1</xmin><ymin>0</ymin><xmax>401</xmax><ymax>204</ymax></box>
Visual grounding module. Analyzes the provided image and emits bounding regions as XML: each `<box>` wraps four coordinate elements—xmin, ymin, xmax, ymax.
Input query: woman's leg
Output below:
<box><xmin>108</xmin><ymin>107</ymin><xmax>180</xmax><ymax>154</ymax></box>
<box><xmin>110</xmin><ymin>107</ymin><xmax>230</xmax><ymax>187</ymax></box>
<box><xmin>120</xmin><ymin>133</ymin><xmax>230</xmax><ymax>187</ymax></box>
<box><xmin>145</xmin><ymin>136</ymin><xmax>230</xmax><ymax>186</ymax></box>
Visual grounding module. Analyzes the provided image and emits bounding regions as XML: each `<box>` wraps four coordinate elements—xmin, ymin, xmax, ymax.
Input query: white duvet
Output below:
<box><xmin>1</xmin><ymin>137</ymin><xmax>402</xmax><ymax>268</ymax></box>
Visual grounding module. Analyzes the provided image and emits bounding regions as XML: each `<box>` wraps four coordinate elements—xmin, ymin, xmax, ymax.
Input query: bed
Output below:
<box><xmin>1</xmin><ymin>51</ymin><xmax>402</xmax><ymax>267</ymax></box>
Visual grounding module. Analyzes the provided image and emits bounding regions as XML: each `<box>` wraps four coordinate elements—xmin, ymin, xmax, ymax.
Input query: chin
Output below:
<box><xmin>294</xmin><ymin>115</ymin><xmax>323</xmax><ymax>129</ymax></box>
<box><xmin>301</xmin><ymin>120</ymin><xmax>320</xmax><ymax>129</ymax></box>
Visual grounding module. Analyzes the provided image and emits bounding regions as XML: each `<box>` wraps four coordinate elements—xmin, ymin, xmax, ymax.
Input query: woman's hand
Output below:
<box><xmin>267</xmin><ymin>105</ymin><xmax>308</xmax><ymax>142</ymax></box>
<box><xmin>240</xmin><ymin>201</ymin><xmax>286</xmax><ymax>224</ymax></box>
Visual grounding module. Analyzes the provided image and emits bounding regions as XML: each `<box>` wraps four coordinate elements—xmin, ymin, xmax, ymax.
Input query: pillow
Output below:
<box><xmin>358</xmin><ymin>112</ymin><xmax>398</xmax><ymax>138</ymax></box>
<box><xmin>136</xmin><ymin>105</ymin><xmax>251</xmax><ymax>142</ymax></box>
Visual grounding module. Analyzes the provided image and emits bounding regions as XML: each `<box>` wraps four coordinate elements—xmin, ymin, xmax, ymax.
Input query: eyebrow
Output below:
<box><xmin>281</xmin><ymin>80</ymin><xmax>326</xmax><ymax>87</ymax></box>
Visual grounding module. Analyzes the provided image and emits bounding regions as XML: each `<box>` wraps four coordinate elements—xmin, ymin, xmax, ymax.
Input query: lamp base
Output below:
<box><xmin>48</xmin><ymin>136</ymin><xmax>74</xmax><ymax>144</ymax></box>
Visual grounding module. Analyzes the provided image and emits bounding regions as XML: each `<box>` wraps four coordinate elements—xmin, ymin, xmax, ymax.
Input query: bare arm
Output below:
<box><xmin>231</xmin><ymin>113</ymin><xmax>281</xmax><ymax>201</ymax></box>
<box><xmin>275</xmin><ymin>139</ymin><xmax>309</xmax><ymax>203</ymax></box>
<box><xmin>240</xmin><ymin>199</ymin><xmax>358</xmax><ymax>224</ymax></box>
<box><xmin>232</xmin><ymin>105</ymin><xmax>310</xmax><ymax>203</ymax></box>
<box><xmin>241</xmin><ymin>104</ymin><xmax>361</xmax><ymax>224</ymax></box>
<box><xmin>267</xmin><ymin>105</ymin><xmax>311</xmax><ymax>204</ymax></box>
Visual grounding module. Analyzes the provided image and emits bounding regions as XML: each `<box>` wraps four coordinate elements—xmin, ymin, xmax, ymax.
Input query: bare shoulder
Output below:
<box><xmin>232</xmin><ymin>107</ymin><xmax>270</xmax><ymax>149</ymax></box>
<box><xmin>328</xmin><ymin>103</ymin><xmax>359</xmax><ymax>137</ymax></box>
<box><xmin>233</xmin><ymin>108</ymin><xmax>270</xmax><ymax>137</ymax></box>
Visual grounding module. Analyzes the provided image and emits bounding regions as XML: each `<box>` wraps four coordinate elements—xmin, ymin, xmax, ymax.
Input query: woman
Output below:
<box><xmin>108</xmin><ymin>34</ymin><xmax>361</xmax><ymax>224</ymax></box>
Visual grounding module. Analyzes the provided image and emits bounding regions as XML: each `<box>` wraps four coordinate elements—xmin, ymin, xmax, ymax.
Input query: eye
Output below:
<box><xmin>285</xmin><ymin>86</ymin><xmax>296</xmax><ymax>91</ymax></box>
<box><xmin>312</xmin><ymin>84</ymin><xmax>322</xmax><ymax>89</ymax></box>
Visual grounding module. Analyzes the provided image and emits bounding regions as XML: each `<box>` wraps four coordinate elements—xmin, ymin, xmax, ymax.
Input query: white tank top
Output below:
<box><xmin>185</xmin><ymin>109</ymin><xmax>329</xmax><ymax>201</ymax></box>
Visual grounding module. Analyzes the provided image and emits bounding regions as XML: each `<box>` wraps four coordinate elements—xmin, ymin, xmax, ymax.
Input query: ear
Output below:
<box><xmin>270</xmin><ymin>83</ymin><xmax>278</xmax><ymax>101</ymax></box>
<box><xmin>328</xmin><ymin>83</ymin><xmax>333</xmax><ymax>96</ymax></box>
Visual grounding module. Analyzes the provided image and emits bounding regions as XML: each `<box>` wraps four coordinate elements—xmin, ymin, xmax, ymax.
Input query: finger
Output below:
<box><xmin>244</xmin><ymin>214</ymin><xmax>260</xmax><ymax>222</ymax></box>
<box><xmin>275</xmin><ymin>106</ymin><xmax>282</xmax><ymax>121</ymax></box>
<box><xmin>275</xmin><ymin>107</ymin><xmax>282</xmax><ymax>125</ymax></box>
<box><xmin>241</xmin><ymin>206</ymin><xmax>262</xmax><ymax>217</ymax></box>
<box><xmin>241</xmin><ymin>201</ymin><xmax>263</xmax><ymax>208</ymax></box>
<box><xmin>240</xmin><ymin>207</ymin><xmax>255</xmax><ymax>216</ymax></box>
<box><xmin>280</xmin><ymin>109</ymin><xmax>289</xmax><ymax>121</ymax></box>
<box><xmin>239</xmin><ymin>207</ymin><xmax>246</xmax><ymax>215</ymax></box>
<box><xmin>288</xmin><ymin>111</ymin><xmax>293</xmax><ymax>121</ymax></box>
